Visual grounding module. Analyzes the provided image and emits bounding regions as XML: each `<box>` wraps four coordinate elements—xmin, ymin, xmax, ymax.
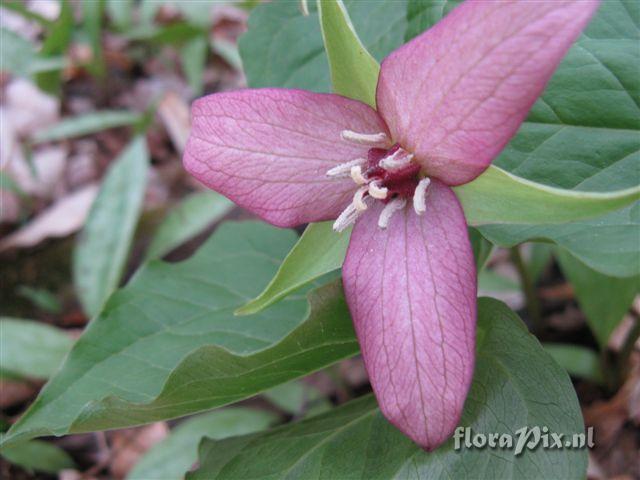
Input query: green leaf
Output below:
<box><xmin>543</xmin><ymin>343</ymin><xmax>604</xmax><ymax>385</ymax></box>
<box><xmin>477</xmin><ymin>271</ymin><xmax>520</xmax><ymax>293</ymax></box>
<box><xmin>31</xmin><ymin>110</ymin><xmax>142</xmax><ymax>143</ymax></box>
<box><xmin>454</xmin><ymin>166</ymin><xmax>639</xmax><ymax>226</ymax></box>
<box><xmin>0</xmin><ymin>318</ymin><xmax>73</xmax><ymax>380</ymax></box>
<box><xmin>2</xmin><ymin>223</ymin><xmax>358</xmax><ymax>447</ymax></box>
<box><xmin>236</xmin><ymin>222</ymin><xmax>349</xmax><ymax>315</ymax></box>
<box><xmin>82</xmin><ymin>0</ymin><xmax>106</xmax><ymax>76</ymax></box>
<box><xmin>240</xmin><ymin>222</ymin><xmax>495</xmax><ymax>316</ymax></box>
<box><xmin>263</xmin><ymin>381</ymin><xmax>331</xmax><ymax>417</ymax></box>
<box><xmin>145</xmin><ymin>191</ymin><xmax>234</xmax><ymax>260</ymax></box>
<box><xmin>73</xmin><ymin>137</ymin><xmax>149</xmax><ymax>317</ymax></box>
<box><xmin>0</xmin><ymin>28</ymin><xmax>35</xmax><ymax>77</ymax></box>
<box><xmin>1</xmin><ymin>439</ymin><xmax>75</xmax><ymax>474</ymax></box>
<box><xmin>555</xmin><ymin>249</ymin><xmax>639</xmax><ymax>347</ymax></box>
<box><xmin>36</xmin><ymin>0</ymin><xmax>73</xmax><ymax>94</ymax></box>
<box><xmin>317</xmin><ymin>0</ymin><xmax>379</xmax><ymax>107</ymax></box>
<box><xmin>239</xmin><ymin>0</ymin><xmax>406</xmax><ymax>92</ymax></box>
<box><xmin>15</xmin><ymin>286</ymin><xmax>62</xmax><ymax>313</ymax></box>
<box><xmin>181</xmin><ymin>34</ymin><xmax>208</xmax><ymax>97</ymax></box>
<box><xmin>106</xmin><ymin>0</ymin><xmax>133</xmax><ymax>30</ymax></box>
<box><xmin>404</xmin><ymin>0</ymin><xmax>640</xmax><ymax>277</ymax></box>
<box><xmin>191</xmin><ymin>298</ymin><xmax>587</xmax><ymax>480</ymax></box>
<box><xmin>127</xmin><ymin>408</ymin><xmax>277</xmax><ymax>480</ymax></box>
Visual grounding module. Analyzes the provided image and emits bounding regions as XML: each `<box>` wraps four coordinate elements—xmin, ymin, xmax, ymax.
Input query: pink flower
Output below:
<box><xmin>184</xmin><ymin>0</ymin><xmax>598</xmax><ymax>450</ymax></box>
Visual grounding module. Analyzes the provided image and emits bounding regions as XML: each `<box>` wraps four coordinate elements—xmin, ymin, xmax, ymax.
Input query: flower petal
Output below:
<box><xmin>342</xmin><ymin>180</ymin><xmax>476</xmax><ymax>450</ymax></box>
<box><xmin>184</xmin><ymin>88</ymin><xmax>387</xmax><ymax>227</ymax></box>
<box><xmin>376</xmin><ymin>0</ymin><xmax>599</xmax><ymax>186</ymax></box>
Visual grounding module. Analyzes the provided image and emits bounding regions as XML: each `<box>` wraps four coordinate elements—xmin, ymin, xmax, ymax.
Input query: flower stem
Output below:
<box><xmin>510</xmin><ymin>245</ymin><xmax>543</xmax><ymax>333</ymax></box>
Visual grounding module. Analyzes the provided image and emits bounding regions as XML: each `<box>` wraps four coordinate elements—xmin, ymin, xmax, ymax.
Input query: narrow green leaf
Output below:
<box><xmin>0</xmin><ymin>28</ymin><xmax>35</xmax><ymax>77</ymax></box>
<box><xmin>36</xmin><ymin>0</ymin><xmax>73</xmax><ymax>94</ymax></box>
<box><xmin>127</xmin><ymin>408</ymin><xmax>277</xmax><ymax>480</ymax></box>
<box><xmin>181</xmin><ymin>35</ymin><xmax>208</xmax><ymax>97</ymax></box>
<box><xmin>15</xmin><ymin>286</ymin><xmax>62</xmax><ymax>313</ymax></box>
<box><xmin>543</xmin><ymin>343</ymin><xmax>605</xmax><ymax>385</ymax></box>
<box><xmin>82</xmin><ymin>0</ymin><xmax>106</xmax><ymax>76</ymax></box>
<box><xmin>263</xmin><ymin>381</ymin><xmax>331</xmax><ymax>416</ymax></box>
<box><xmin>236</xmin><ymin>222</ymin><xmax>349</xmax><ymax>315</ymax></box>
<box><xmin>1</xmin><ymin>439</ymin><xmax>75</xmax><ymax>474</ymax></box>
<box><xmin>145</xmin><ymin>191</ymin><xmax>234</xmax><ymax>260</ymax></box>
<box><xmin>32</xmin><ymin>110</ymin><xmax>143</xmax><ymax>143</ymax></box>
<box><xmin>73</xmin><ymin>137</ymin><xmax>149</xmax><ymax>317</ymax></box>
<box><xmin>455</xmin><ymin>166</ymin><xmax>639</xmax><ymax>226</ymax></box>
<box><xmin>191</xmin><ymin>298</ymin><xmax>587</xmax><ymax>480</ymax></box>
<box><xmin>2</xmin><ymin>223</ymin><xmax>358</xmax><ymax>447</ymax></box>
<box><xmin>317</xmin><ymin>0</ymin><xmax>379</xmax><ymax>107</ymax></box>
<box><xmin>477</xmin><ymin>271</ymin><xmax>520</xmax><ymax>293</ymax></box>
<box><xmin>106</xmin><ymin>0</ymin><xmax>133</xmax><ymax>30</ymax></box>
<box><xmin>556</xmin><ymin>249</ymin><xmax>639</xmax><ymax>347</ymax></box>
<box><xmin>0</xmin><ymin>318</ymin><xmax>73</xmax><ymax>380</ymax></box>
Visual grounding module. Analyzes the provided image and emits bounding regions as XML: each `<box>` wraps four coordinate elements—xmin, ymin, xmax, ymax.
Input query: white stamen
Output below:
<box><xmin>350</xmin><ymin>165</ymin><xmax>367</xmax><ymax>185</ymax></box>
<box><xmin>380</xmin><ymin>150</ymin><xmax>414</xmax><ymax>170</ymax></box>
<box><xmin>326</xmin><ymin>158</ymin><xmax>366</xmax><ymax>177</ymax></box>
<box><xmin>333</xmin><ymin>203</ymin><xmax>358</xmax><ymax>232</ymax></box>
<box><xmin>378</xmin><ymin>198</ymin><xmax>406</xmax><ymax>229</ymax></box>
<box><xmin>368</xmin><ymin>181</ymin><xmax>388</xmax><ymax>200</ymax></box>
<box><xmin>413</xmin><ymin>177</ymin><xmax>431</xmax><ymax>215</ymax></box>
<box><xmin>353</xmin><ymin>186</ymin><xmax>369</xmax><ymax>211</ymax></box>
<box><xmin>341</xmin><ymin>130</ymin><xmax>389</xmax><ymax>146</ymax></box>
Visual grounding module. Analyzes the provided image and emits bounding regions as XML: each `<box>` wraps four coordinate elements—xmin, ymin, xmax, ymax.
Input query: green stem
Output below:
<box><xmin>510</xmin><ymin>245</ymin><xmax>543</xmax><ymax>333</ymax></box>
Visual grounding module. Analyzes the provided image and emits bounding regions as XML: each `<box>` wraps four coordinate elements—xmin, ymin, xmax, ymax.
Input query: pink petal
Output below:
<box><xmin>376</xmin><ymin>0</ymin><xmax>599</xmax><ymax>186</ymax></box>
<box><xmin>184</xmin><ymin>89</ymin><xmax>387</xmax><ymax>227</ymax></box>
<box><xmin>342</xmin><ymin>180</ymin><xmax>476</xmax><ymax>450</ymax></box>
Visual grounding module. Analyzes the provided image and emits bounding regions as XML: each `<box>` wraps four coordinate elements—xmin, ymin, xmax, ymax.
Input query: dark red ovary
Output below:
<box><xmin>365</xmin><ymin>144</ymin><xmax>420</xmax><ymax>202</ymax></box>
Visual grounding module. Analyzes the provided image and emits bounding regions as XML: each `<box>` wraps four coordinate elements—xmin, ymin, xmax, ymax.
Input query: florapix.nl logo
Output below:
<box><xmin>453</xmin><ymin>427</ymin><xmax>595</xmax><ymax>456</ymax></box>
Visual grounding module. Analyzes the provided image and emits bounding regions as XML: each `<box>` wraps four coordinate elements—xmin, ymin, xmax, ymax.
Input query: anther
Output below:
<box><xmin>413</xmin><ymin>177</ymin><xmax>431</xmax><ymax>215</ymax></box>
<box><xmin>333</xmin><ymin>204</ymin><xmax>358</xmax><ymax>232</ymax></box>
<box><xmin>350</xmin><ymin>165</ymin><xmax>367</xmax><ymax>185</ymax></box>
<box><xmin>326</xmin><ymin>158</ymin><xmax>366</xmax><ymax>178</ymax></box>
<box><xmin>341</xmin><ymin>130</ymin><xmax>389</xmax><ymax>146</ymax></box>
<box><xmin>380</xmin><ymin>149</ymin><xmax>414</xmax><ymax>170</ymax></box>
<box><xmin>368</xmin><ymin>181</ymin><xmax>388</xmax><ymax>200</ymax></box>
<box><xmin>353</xmin><ymin>186</ymin><xmax>369</xmax><ymax>211</ymax></box>
<box><xmin>378</xmin><ymin>198</ymin><xmax>406</xmax><ymax>229</ymax></box>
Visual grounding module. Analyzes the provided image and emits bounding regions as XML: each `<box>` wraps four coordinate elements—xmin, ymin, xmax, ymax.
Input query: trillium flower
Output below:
<box><xmin>184</xmin><ymin>0</ymin><xmax>598</xmax><ymax>450</ymax></box>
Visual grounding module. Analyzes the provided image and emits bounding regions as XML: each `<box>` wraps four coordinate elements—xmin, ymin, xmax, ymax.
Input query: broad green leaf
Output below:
<box><xmin>0</xmin><ymin>28</ymin><xmax>35</xmax><ymax>77</ymax></box>
<box><xmin>317</xmin><ymin>0</ymin><xmax>379</xmax><ymax>107</ymax></box>
<box><xmin>73</xmin><ymin>137</ymin><xmax>149</xmax><ymax>317</ymax></box>
<box><xmin>191</xmin><ymin>298</ymin><xmax>587</xmax><ymax>480</ymax></box>
<box><xmin>2</xmin><ymin>223</ymin><xmax>358</xmax><ymax>447</ymax></box>
<box><xmin>454</xmin><ymin>166</ymin><xmax>639</xmax><ymax>226</ymax></box>
<box><xmin>1</xmin><ymin>439</ymin><xmax>75</xmax><ymax>474</ymax></box>
<box><xmin>236</xmin><ymin>222</ymin><xmax>349</xmax><ymax>315</ymax></box>
<box><xmin>145</xmin><ymin>191</ymin><xmax>233</xmax><ymax>260</ymax></box>
<box><xmin>239</xmin><ymin>0</ymin><xmax>406</xmax><ymax>92</ymax></box>
<box><xmin>32</xmin><ymin>110</ymin><xmax>142</xmax><ymax>143</ymax></box>
<box><xmin>0</xmin><ymin>318</ymin><xmax>73</xmax><ymax>380</ymax></box>
<box><xmin>128</xmin><ymin>408</ymin><xmax>277</xmax><ymax>480</ymax></box>
<box><xmin>528</xmin><ymin>243</ymin><xmax>554</xmax><ymax>283</ymax></box>
<box><xmin>543</xmin><ymin>343</ymin><xmax>604</xmax><ymax>385</ymax></box>
<box><xmin>181</xmin><ymin>34</ymin><xmax>208</xmax><ymax>96</ymax></box>
<box><xmin>555</xmin><ymin>249</ymin><xmax>639</xmax><ymax>347</ymax></box>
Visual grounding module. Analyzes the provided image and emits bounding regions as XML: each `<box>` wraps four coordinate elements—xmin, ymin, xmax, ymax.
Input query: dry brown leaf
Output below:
<box><xmin>109</xmin><ymin>423</ymin><xmax>169</xmax><ymax>479</ymax></box>
<box><xmin>157</xmin><ymin>92</ymin><xmax>190</xmax><ymax>153</ymax></box>
<box><xmin>0</xmin><ymin>184</ymin><xmax>98</xmax><ymax>251</ymax></box>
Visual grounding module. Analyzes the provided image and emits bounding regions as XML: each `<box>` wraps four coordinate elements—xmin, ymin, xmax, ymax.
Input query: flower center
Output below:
<box><xmin>327</xmin><ymin>130</ymin><xmax>431</xmax><ymax>232</ymax></box>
